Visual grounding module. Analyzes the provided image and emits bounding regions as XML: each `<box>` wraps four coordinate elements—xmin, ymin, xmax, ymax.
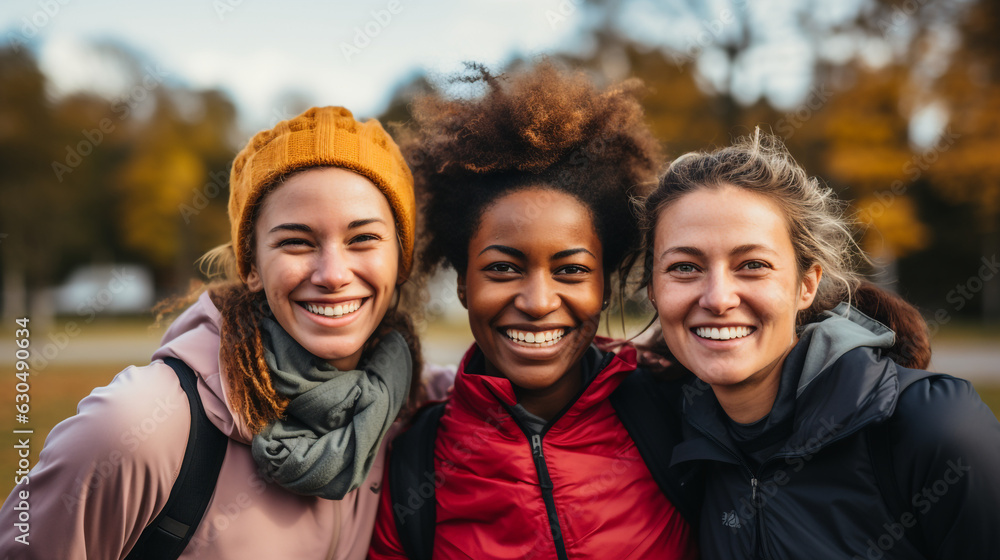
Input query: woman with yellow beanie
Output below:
<box><xmin>0</xmin><ymin>106</ymin><xmax>431</xmax><ymax>560</ymax></box>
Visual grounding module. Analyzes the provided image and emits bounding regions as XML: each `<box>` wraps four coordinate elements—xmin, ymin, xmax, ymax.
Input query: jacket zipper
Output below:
<box><xmin>530</xmin><ymin>433</ymin><xmax>569</xmax><ymax>560</ymax></box>
<box><xmin>688</xmin><ymin>424</ymin><xmax>771</xmax><ymax>559</ymax></box>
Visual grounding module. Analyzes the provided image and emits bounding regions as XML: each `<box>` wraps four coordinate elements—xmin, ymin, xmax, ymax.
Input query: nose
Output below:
<box><xmin>515</xmin><ymin>272</ymin><xmax>561</xmax><ymax>319</ymax></box>
<box><xmin>311</xmin><ymin>246</ymin><xmax>354</xmax><ymax>291</ymax></box>
<box><xmin>699</xmin><ymin>269</ymin><xmax>740</xmax><ymax>315</ymax></box>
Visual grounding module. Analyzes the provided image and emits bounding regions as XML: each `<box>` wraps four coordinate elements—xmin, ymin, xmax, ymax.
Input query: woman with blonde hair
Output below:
<box><xmin>639</xmin><ymin>130</ymin><xmax>1000</xmax><ymax>558</ymax></box>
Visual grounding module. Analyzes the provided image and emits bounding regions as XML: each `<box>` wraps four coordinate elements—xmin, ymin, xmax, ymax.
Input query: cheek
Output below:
<box><xmin>465</xmin><ymin>288</ymin><xmax>503</xmax><ymax>325</ymax></box>
<box><xmin>651</xmin><ymin>278</ymin><xmax>687</xmax><ymax>319</ymax></box>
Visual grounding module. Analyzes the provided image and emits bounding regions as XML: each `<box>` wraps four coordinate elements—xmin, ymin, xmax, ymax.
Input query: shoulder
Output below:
<box><xmin>45</xmin><ymin>361</ymin><xmax>192</xmax><ymax>472</ymax></box>
<box><xmin>888</xmin><ymin>367</ymin><xmax>1000</xmax><ymax>470</ymax></box>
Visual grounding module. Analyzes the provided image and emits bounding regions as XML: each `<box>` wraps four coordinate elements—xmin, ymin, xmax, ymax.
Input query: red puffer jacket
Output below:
<box><xmin>369</xmin><ymin>341</ymin><xmax>697</xmax><ymax>559</ymax></box>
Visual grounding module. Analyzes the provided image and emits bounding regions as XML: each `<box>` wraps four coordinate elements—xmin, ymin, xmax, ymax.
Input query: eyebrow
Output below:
<box><xmin>552</xmin><ymin>248</ymin><xmax>598</xmax><ymax>260</ymax></box>
<box><xmin>348</xmin><ymin>218</ymin><xmax>386</xmax><ymax>229</ymax></box>
<box><xmin>479</xmin><ymin>245</ymin><xmax>525</xmax><ymax>259</ymax></box>
<box><xmin>269</xmin><ymin>223</ymin><xmax>312</xmax><ymax>234</ymax></box>
<box><xmin>268</xmin><ymin>218</ymin><xmax>385</xmax><ymax>234</ymax></box>
<box><xmin>478</xmin><ymin>245</ymin><xmax>597</xmax><ymax>260</ymax></box>
<box><xmin>658</xmin><ymin>244</ymin><xmax>774</xmax><ymax>260</ymax></box>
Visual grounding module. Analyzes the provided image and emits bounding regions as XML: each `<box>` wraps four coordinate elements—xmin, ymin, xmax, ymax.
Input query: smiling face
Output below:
<box><xmin>648</xmin><ymin>185</ymin><xmax>820</xmax><ymax>417</ymax></box>
<box><xmin>461</xmin><ymin>187</ymin><xmax>606</xmax><ymax>418</ymax></box>
<box><xmin>246</xmin><ymin>167</ymin><xmax>400</xmax><ymax>371</ymax></box>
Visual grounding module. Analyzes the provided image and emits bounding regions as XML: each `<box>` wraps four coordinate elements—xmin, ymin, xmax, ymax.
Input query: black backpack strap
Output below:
<box><xmin>867</xmin><ymin>366</ymin><xmax>934</xmax><ymax>555</ymax></box>
<box><xmin>610</xmin><ymin>369</ymin><xmax>703</xmax><ymax>528</ymax></box>
<box><xmin>126</xmin><ymin>357</ymin><xmax>229</xmax><ymax>560</ymax></box>
<box><xmin>390</xmin><ymin>402</ymin><xmax>446</xmax><ymax>560</ymax></box>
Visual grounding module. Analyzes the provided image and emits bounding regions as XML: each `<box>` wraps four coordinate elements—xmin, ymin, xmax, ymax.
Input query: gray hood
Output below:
<box><xmin>796</xmin><ymin>302</ymin><xmax>895</xmax><ymax>398</ymax></box>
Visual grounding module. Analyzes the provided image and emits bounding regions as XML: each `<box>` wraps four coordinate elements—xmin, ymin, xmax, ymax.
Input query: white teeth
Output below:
<box><xmin>504</xmin><ymin>328</ymin><xmax>565</xmax><ymax>347</ymax></box>
<box><xmin>695</xmin><ymin>326</ymin><xmax>753</xmax><ymax>340</ymax></box>
<box><xmin>304</xmin><ymin>300</ymin><xmax>363</xmax><ymax>318</ymax></box>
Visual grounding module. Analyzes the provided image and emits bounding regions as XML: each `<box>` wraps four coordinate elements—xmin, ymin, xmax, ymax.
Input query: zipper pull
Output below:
<box><xmin>531</xmin><ymin>434</ymin><xmax>543</xmax><ymax>458</ymax></box>
<box><xmin>751</xmin><ymin>477</ymin><xmax>759</xmax><ymax>506</ymax></box>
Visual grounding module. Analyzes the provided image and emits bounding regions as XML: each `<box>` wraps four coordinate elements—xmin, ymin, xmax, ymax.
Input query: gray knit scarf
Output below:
<box><xmin>250</xmin><ymin>317</ymin><xmax>411</xmax><ymax>499</ymax></box>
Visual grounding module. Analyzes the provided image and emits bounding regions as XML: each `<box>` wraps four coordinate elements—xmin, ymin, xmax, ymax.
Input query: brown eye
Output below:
<box><xmin>485</xmin><ymin>263</ymin><xmax>518</xmax><ymax>273</ymax></box>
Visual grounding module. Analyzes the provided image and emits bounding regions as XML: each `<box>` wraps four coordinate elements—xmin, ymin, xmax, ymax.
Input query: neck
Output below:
<box><xmin>713</xmin><ymin>344</ymin><xmax>795</xmax><ymax>424</ymax></box>
<box><xmin>512</xmin><ymin>365</ymin><xmax>584</xmax><ymax>422</ymax></box>
<box><xmin>327</xmin><ymin>348</ymin><xmax>363</xmax><ymax>371</ymax></box>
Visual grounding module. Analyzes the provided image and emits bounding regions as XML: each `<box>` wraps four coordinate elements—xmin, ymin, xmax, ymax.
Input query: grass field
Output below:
<box><xmin>2</xmin><ymin>359</ymin><xmax>998</xmax><ymax>501</ymax></box>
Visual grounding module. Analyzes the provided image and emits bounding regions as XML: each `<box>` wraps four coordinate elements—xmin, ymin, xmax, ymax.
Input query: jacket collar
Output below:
<box><xmin>451</xmin><ymin>337</ymin><xmax>637</xmax><ymax>433</ymax></box>
<box><xmin>673</xmin><ymin>305</ymin><xmax>900</xmax><ymax>466</ymax></box>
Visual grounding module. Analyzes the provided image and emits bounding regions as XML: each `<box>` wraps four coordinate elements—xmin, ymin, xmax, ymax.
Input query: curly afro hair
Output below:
<box><xmin>401</xmin><ymin>60</ymin><xmax>663</xmax><ymax>280</ymax></box>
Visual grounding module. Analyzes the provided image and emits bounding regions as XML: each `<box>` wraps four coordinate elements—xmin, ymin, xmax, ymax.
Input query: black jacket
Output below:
<box><xmin>672</xmin><ymin>305</ymin><xmax>1000</xmax><ymax>559</ymax></box>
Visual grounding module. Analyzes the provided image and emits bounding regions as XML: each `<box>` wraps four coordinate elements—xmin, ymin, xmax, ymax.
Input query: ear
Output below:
<box><xmin>456</xmin><ymin>274</ymin><xmax>468</xmax><ymax>309</ymax></box>
<box><xmin>246</xmin><ymin>264</ymin><xmax>264</xmax><ymax>293</ymax></box>
<box><xmin>396</xmin><ymin>238</ymin><xmax>408</xmax><ymax>286</ymax></box>
<box><xmin>646</xmin><ymin>282</ymin><xmax>656</xmax><ymax>307</ymax></box>
<box><xmin>797</xmin><ymin>264</ymin><xmax>822</xmax><ymax>311</ymax></box>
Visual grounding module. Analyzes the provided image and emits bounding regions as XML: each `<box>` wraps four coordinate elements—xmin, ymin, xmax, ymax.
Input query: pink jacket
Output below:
<box><xmin>0</xmin><ymin>291</ymin><xmax>395</xmax><ymax>559</ymax></box>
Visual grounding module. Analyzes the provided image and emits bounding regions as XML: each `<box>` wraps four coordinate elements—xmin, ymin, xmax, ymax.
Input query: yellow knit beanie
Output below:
<box><xmin>228</xmin><ymin>106</ymin><xmax>415</xmax><ymax>281</ymax></box>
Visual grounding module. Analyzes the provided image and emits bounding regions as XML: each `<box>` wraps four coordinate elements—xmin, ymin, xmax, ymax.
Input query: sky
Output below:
<box><xmin>1</xmin><ymin>0</ymin><xmax>599</xmax><ymax>129</ymax></box>
<box><xmin>1</xmin><ymin>0</ymin><xmax>946</xmax><ymax>142</ymax></box>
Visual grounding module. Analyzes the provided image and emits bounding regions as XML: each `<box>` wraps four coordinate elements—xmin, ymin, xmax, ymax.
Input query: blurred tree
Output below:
<box><xmin>0</xmin><ymin>42</ymin><xmax>240</xmax><ymax>319</ymax></box>
<box><xmin>0</xmin><ymin>47</ymin><xmax>53</xmax><ymax>319</ymax></box>
<box><xmin>922</xmin><ymin>0</ymin><xmax>1000</xmax><ymax>319</ymax></box>
<box><xmin>113</xmin><ymin>87</ymin><xmax>238</xmax><ymax>292</ymax></box>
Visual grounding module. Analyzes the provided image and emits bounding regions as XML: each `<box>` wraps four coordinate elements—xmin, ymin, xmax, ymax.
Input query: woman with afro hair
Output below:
<box><xmin>368</xmin><ymin>61</ymin><xmax>699</xmax><ymax>559</ymax></box>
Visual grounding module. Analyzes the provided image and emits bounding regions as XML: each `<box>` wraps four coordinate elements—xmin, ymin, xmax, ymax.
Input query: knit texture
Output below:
<box><xmin>229</xmin><ymin>106</ymin><xmax>415</xmax><ymax>280</ymax></box>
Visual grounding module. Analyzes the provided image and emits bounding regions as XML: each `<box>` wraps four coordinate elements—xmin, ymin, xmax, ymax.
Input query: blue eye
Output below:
<box><xmin>743</xmin><ymin>261</ymin><xmax>769</xmax><ymax>270</ymax></box>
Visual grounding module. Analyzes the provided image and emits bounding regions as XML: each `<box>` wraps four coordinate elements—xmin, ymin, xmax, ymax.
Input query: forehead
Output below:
<box><xmin>259</xmin><ymin>167</ymin><xmax>393</xmax><ymax>222</ymax></box>
<box><xmin>474</xmin><ymin>188</ymin><xmax>599</xmax><ymax>246</ymax></box>
<box><xmin>656</xmin><ymin>186</ymin><xmax>792</xmax><ymax>249</ymax></box>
